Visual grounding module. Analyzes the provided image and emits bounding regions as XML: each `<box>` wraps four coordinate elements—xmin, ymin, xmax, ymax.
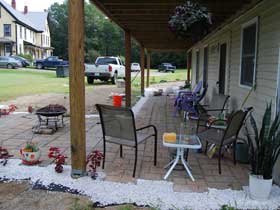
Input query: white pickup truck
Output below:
<box><xmin>85</xmin><ymin>56</ymin><xmax>125</xmax><ymax>84</ymax></box>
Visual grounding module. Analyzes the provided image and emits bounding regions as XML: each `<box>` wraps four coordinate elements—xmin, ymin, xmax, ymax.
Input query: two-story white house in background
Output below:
<box><xmin>0</xmin><ymin>0</ymin><xmax>52</xmax><ymax>59</ymax></box>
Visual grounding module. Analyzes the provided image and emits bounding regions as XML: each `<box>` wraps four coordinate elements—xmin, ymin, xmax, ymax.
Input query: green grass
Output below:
<box><xmin>132</xmin><ymin>69</ymin><xmax>188</xmax><ymax>86</ymax></box>
<box><xmin>0</xmin><ymin>69</ymin><xmax>74</xmax><ymax>102</ymax></box>
<box><xmin>0</xmin><ymin>69</ymin><xmax>188</xmax><ymax>102</ymax></box>
<box><xmin>131</xmin><ymin>69</ymin><xmax>188</xmax><ymax>105</ymax></box>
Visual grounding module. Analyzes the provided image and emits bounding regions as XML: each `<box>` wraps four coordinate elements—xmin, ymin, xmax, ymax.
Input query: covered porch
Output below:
<box><xmin>67</xmin><ymin>0</ymin><xmax>259</xmax><ymax>178</ymax></box>
<box><xmin>0</xmin><ymin>92</ymin><xmax>248</xmax><ymax>192</ymax></box>
<box><xmin>0</xmin><ymin>38</ymin><xmax>15</xmax><ymax>56</ymax></box>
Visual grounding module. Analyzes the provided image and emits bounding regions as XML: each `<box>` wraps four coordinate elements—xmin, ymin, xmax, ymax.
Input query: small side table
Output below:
<box><xmin>163</xmin><ymin>135</ymin><xmax>202</xmax><ymax>181</ymax></box>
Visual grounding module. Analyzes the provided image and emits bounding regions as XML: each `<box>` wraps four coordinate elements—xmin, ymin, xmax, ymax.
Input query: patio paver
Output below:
<box><xmin>0</xmin><ymin>93</ymin><xmax>250</xmax><ymax>192</ymax></box>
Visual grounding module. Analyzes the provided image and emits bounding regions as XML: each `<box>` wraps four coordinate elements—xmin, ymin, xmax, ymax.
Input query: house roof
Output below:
<box><xmin>90</xmin><ymin>0</ymin><xmax>262</xmax><ymax>51</ymax></box>
<box><xmin>0</xmin><ymin>0</ymin><xmax>45</xmax><ymax>32</ymax></box>
<box><xmin>24</xmin><ymin>12</ymin><xmax>48</xmax><ymax>31</ymax></box>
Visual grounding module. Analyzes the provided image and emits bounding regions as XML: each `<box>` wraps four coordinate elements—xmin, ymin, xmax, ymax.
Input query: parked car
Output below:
<box><xmin>85</xmin><ymin>56</ymin><xmax>125</xmax><ymax>84</ymax></box>
<box><xmin>85</xmin><ymin>57</ymin><xmax>125</xmax><ymax>84</ymax></box>
<box><xmin>158</xmin><ymin>63</ymin><xmax>176</xmax><ymax>73</ymax></box>
<box><xmin>0</xmin><ymin>56</ymin><xmax>22</xmax><ymax>69</ymax></box>
<box><xmin>131</xmin><ymin>63</ymin><xmax>140</xmax><ymax>72</ymax></box>
<box><xmin>10</xmin><ymin>55</ymin><xmax>31</xmax><ymax>67</ymax></box>
<box><xmin>34</xmin><ymin>56</ymin><xmax>68</xmax><ymax>69</ymax></box>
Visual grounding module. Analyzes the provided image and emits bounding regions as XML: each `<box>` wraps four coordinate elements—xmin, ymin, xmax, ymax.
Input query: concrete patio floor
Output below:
<box><xmin>0</xmin><ymin>93</ymin><xmax>249</xmax><ymax>193</ymax></box>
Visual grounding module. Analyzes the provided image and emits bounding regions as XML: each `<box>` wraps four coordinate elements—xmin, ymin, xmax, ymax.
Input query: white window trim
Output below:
<box><xmin>239</xmin><ymin>16</ymin><xmax>259</xmax><ymax>89</ymax></box>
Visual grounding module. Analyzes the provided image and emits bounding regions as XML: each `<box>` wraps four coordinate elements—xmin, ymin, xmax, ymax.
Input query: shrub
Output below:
<box><xmin>18</xmin><ymin>53</ymin><xmax>33</xmax><ymax>62</ymax></box>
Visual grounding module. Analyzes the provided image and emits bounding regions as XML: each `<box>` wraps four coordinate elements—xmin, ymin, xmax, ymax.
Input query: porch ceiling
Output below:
<box><xmin>90</xmin><ymin>0</ymin><xmax>255</xmax><ymax>51</ymax></box>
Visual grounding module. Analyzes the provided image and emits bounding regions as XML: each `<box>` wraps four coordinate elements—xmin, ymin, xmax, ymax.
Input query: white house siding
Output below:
<box><xmin>16</xmin><ymin>22</ymin><xmax>52</xmax><ymax>59</ymax></box>
<box><xmin>189</xmin><ymin>0</ymin><xmax>280</xmax><ymax>184</ymax></box>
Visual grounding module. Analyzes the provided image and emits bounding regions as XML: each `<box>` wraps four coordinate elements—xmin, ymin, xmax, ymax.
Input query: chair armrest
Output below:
<box><xmin>205</xmin><ymin>108</ymin><xmax>228</xmax><ymax>112</ymax></box>
<box><xmin>208</xmin><ymin>119</ymin><xmax>227</xmax><ymax>129</ymax></box>
<box><xmin>178</xmin><ymin>90</ymin><xmax>192</xmax><ymax>97</ymax></box>
<box><xmin>136</xmin><ymin>125</ymin><xmax>157</xmax><ymax>133</ymax></box>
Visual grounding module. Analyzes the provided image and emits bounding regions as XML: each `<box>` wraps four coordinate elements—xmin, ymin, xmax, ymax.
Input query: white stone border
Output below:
<box><xmin>1</xmin><ymin>159</ymin><xmax>280</xmax><ymax>210</ymax></box>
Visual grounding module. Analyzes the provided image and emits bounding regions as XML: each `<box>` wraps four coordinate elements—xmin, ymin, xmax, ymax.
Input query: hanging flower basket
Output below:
<box><xmin>168</xmin><ymin>1</ymin><xmax>212</xmax><ymax>40</ymax></box>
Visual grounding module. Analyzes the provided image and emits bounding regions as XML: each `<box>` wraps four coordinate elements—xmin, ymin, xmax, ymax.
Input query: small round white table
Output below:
<box><xmin>163</xmin><ymin>135</ymin><xmax>202</xmax><ymax>181</ymax></box>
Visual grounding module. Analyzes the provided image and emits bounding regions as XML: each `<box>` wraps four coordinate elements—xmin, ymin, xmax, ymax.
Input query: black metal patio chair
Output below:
<box><xmin>197</xmin><ymin>107</ymin><xmax>253</xmax><ymax>174</ymax></box>
<box><xmin>196</xmin><ymin>94</ymin><xmax>230</xmax><ymax>133</ymax></box>
<box><xmin>96</xmin><ymin>104</ymin><xmax>157</xmax><ymax>177</ymax></box>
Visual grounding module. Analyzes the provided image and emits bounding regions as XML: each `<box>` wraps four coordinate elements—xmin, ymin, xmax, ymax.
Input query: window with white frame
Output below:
<box><xmin>4</xmin><ymin>24</ymin><xmax>11</xmax><ymax>37</ymax></box>
<box><xmin>240</xmin><ymin>17</ymin><xmax>258</xmax><ymax>87</ymax></box>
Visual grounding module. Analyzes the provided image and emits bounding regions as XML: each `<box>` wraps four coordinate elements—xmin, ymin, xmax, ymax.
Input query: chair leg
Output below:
<box><xmin>120</xmin><ymin>145</ymin><xmax>123</xmax><ymax>158</ymax></box>
<box><xmin>218</xmin><ymin>146</ymin><xmax>222</xmax><ymax>174</ymax></box>
<box><xmin>204</xmin><ymin>141</ymin><xmax>208</xmax><ymax>154</ymax></box>
<box><xmin>102</xmin><ymin>141</ymin><xmax>106</xmax><ymax>169</ymax></box>
<box><xmin>184</xmin><ymin>149</ymin><xmax>189</xmax><ymax>161</ymax></box>
<box><xmin>133</xmin><ymin>147</ymin><xmax>138</xmax><ymax>177</ymax></box>
<box><xmin>154</xmin><ymin>134</ymin><xmax>157</xmax><ymax>166</ymax></box>
<box><xmin>233</xmin><ymin>142</ymin><xmax>237</xmax><ymax>165</ymax></box>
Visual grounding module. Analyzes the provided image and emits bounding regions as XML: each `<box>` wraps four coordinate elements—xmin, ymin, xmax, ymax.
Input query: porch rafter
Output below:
<box><xmin>90</xmin><ymin>0</ymin><xmax>258</xmax><ymax>51</ymax></box>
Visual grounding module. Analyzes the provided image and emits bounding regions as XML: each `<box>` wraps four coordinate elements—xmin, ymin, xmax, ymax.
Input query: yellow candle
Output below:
<box><xmin>163</xmin><ymin>133</ymin><xmax>177</xmax><ymax>143</ymax></box>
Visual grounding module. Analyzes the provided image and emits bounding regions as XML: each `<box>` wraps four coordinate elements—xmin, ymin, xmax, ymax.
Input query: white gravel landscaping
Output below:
<box><xmin>1</xmin><ymin>159</ymin><xmax>280</xmax><ymax>210</ymax></box>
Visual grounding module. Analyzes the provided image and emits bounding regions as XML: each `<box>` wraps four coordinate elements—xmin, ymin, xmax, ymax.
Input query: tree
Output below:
<box><xmin>48</xmin><ymin>2</ymin><xmax>187</xmax><ymax>68</ymax></box>
<box><xmin>48</xmin><ymin>2</ymin><xmax>68</xmax><ymax>59</ymax></box>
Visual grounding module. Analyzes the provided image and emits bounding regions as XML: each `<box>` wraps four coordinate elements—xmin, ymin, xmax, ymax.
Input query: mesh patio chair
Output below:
<box><xmin>196</xmin><ymin>94</ymin><xmax>230</xmax><ymax>132</ymax></box>
<box><xmin>197</xmin><ymin>107</ymin><xmax>253</xmax><ymax>174</ymax></box>
<box><xmin>96</xmin><ymin>104</ymin><xmax>157</xmax><ymax>177</ymax></box>
<box><xmin>174</xmin><ymin>81</ymin><xmax>203</xmax><ymax>102</ymax></box>
<box><xmin>180</xmin><ymin>84</ymin><xmax>208</xmax><ymax>120</ymax></box>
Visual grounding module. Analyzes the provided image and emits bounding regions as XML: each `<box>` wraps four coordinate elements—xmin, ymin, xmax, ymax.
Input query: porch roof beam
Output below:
<box><xmin>90</xmin><ymin>0</ymin><xmax>257</xmax><ymax>50</ymax></box>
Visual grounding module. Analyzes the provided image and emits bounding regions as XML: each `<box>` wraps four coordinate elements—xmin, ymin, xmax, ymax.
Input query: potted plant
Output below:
<box><xmin>168</xmin><ymin>1</ymin><xmax>211</xmax><ymax>40</ymax></box>
<box><xmin>86</xmin><ymin>150</ymin><xmax>104</xmax><ymax>179</ymax></box>
<box><xmin>48</xmin><ymin>147</ymin><xmax>67</xmax><ymax>173</ymax></box>
<box><xmin>20</xmin><ymin>141</ymin><xmax>41</xmax><ymax>165</ymax></box>
<box><xmin>245</xmin><ymin>103</ymin><xmax>280</xmax><ymax>200</ymax></box>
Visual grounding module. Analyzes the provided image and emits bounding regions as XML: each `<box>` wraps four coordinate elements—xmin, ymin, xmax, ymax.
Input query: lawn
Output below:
<box><xmin>132</xmin><ymin>69</ymin><xmax>188</xmax><ymax>85</ymax></box>
<box><xmin>131</xmin><ymin>69</ymin><xmax>188</xmax><ymax>105</ymax></box>
<box><xmin>0</xmin><ymin>69</ymin><xmax>72</xmax><ymax>102</ymax></box>
<box><xmin>0</xmin><ymin>69</ymin><xmax>188</xmax><ymax>102</ymax></box>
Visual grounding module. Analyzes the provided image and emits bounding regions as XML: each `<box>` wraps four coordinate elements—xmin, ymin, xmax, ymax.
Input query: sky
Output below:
<box><xmin>4</xmin><ymin>0</ymin><xmax>65</xmax><ymax>12</ymax></box>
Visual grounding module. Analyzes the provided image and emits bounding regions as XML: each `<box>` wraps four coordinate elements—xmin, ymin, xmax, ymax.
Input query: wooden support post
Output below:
<box><xmin>146</xmin><ymin>50</ymin><xmax>150</xmax><ymax>88</ymax></box>
<box><xmin>68</xmin><ymin>0</ymin><xmax>86</xmax><ymax>177</ymax></box>
<box><xmin>125</xmin><ymin>31</ymin><xmax>131</xmax><ymax>108</ymax></box>
<box><xmin>140</xmin><ymin>45</ymin><xmax>145</xmax><ymax>96</ymax></box>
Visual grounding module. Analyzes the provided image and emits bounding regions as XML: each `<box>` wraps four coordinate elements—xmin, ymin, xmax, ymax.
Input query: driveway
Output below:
<box><xmin>1</xmin><ymin>84</ymin><xmax>124</xmax><ymax>114</ymax></box>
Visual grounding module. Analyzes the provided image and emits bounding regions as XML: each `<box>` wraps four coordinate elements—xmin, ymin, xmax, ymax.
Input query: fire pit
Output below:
<box><xmin>34</xmin><ymin>104</ymin><xmax>67</xmax><ymax>133</ymax></box>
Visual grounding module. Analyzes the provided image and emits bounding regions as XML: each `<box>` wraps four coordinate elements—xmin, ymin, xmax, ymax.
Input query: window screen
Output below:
<box><xmin>240</xmin><ymin>22</ymin><xmax>257</xmax><ymax>87</ymax></box>
<box><xmin>196</xmin><ymin>51</ymin><xmax>200</xmax><ymax>84</ymax></box>
<box><xmin>4</xmin><ymin>24</ymin><xmax>11</xmax><ymax>37</ymax></box>
<box><xmin>203</xmin><ymin>47</ymin><xmax>208</xmax><ymax>87</ymax></box>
